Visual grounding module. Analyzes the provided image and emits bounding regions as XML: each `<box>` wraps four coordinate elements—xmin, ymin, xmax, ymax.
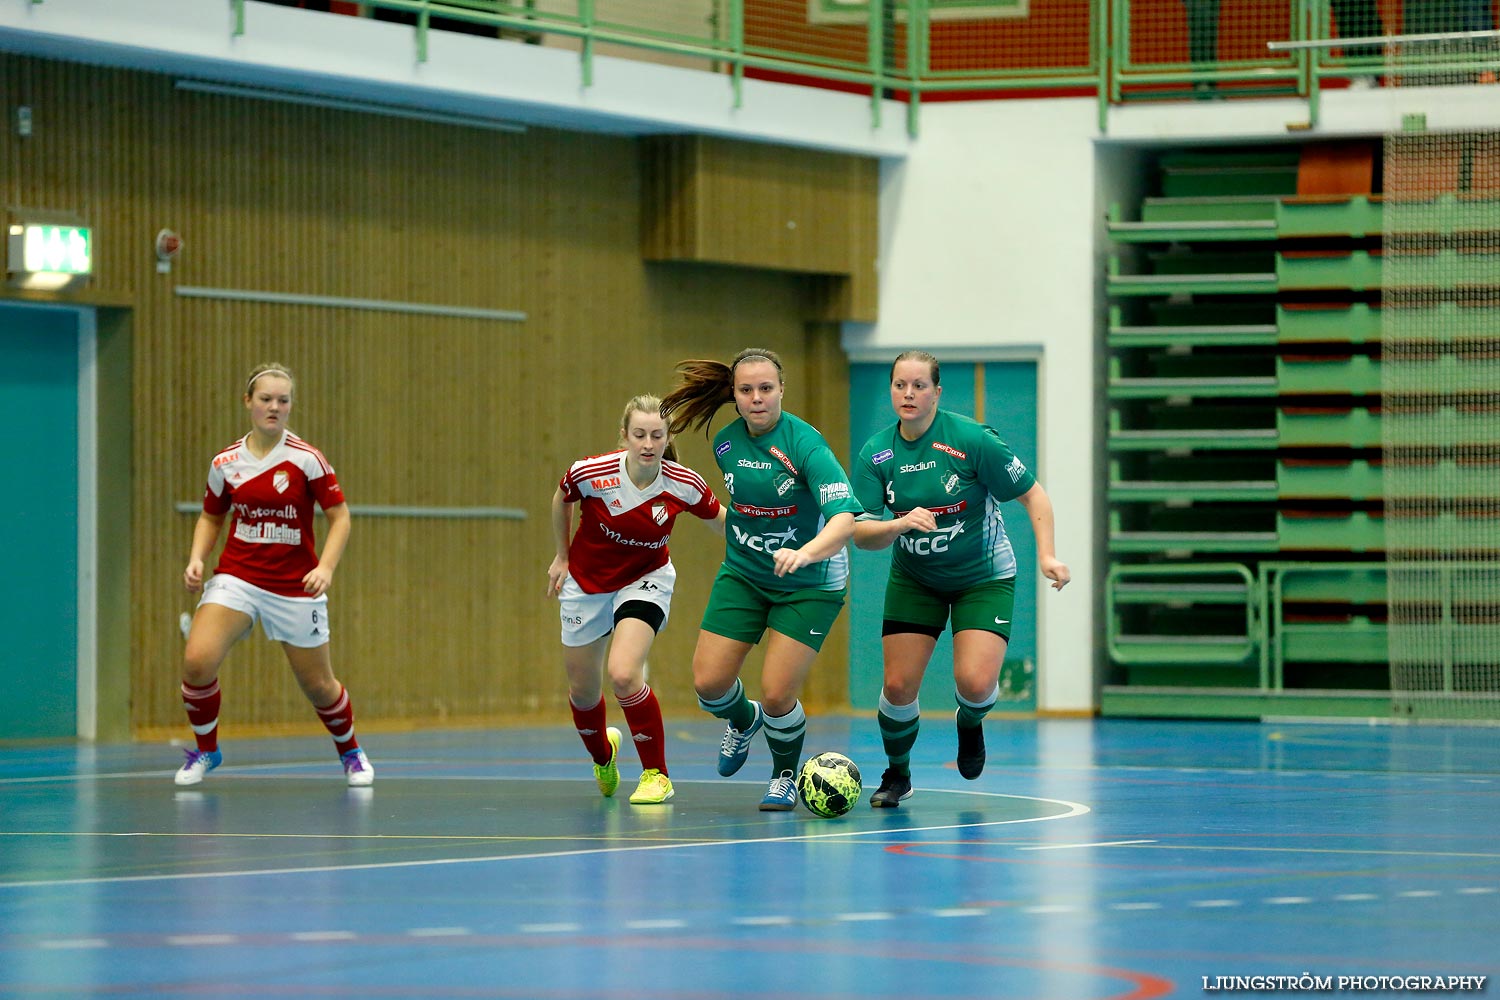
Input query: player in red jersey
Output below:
<box><xmin>175</xmin><ymin>363</ymin><xmax>372</xmax><ymax>788</ymax></box>
<box><xmin>548</xmin><ymin>394</ymin><xmax>725</xmax><ymax>804</ymax></box>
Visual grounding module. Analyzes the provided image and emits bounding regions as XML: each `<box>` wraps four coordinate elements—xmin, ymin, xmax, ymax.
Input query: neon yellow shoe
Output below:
<box><xmin>593</xmin><ymin>727</ymin><xmax>622</xmax><ymax>797</ymax></box>
<box><xmin>628</xmin><ymin>769</ymin><xmax>675</xmax><ymax>804</ymax></box>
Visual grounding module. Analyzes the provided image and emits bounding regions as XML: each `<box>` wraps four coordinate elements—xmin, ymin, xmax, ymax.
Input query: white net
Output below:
<box><xmin>1383</xmin><ymin>16</ymin><xmax>1500</xmax><ymax>720</ymax></box>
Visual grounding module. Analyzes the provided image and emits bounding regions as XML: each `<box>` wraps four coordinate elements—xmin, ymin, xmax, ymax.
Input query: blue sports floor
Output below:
<box><xmin>1</xmin><ymin>717</ymin><xmax>1496</xmax><ymax>999</ymax></box>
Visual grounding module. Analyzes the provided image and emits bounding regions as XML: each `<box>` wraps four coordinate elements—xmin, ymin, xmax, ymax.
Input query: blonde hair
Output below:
<box><xmin>661</xmin><ymin>347</ymin><xmax>784</xmax><ymax>436</ymax></box>
<box><xmin>619</xmin><ymin>393</ymin><xmax>678</xmax><ymax>463</ymax></box>
<box><xmin>244</xmin><ymin>362</ymin><xmax>295</xmax><ymax>398</ymax></box>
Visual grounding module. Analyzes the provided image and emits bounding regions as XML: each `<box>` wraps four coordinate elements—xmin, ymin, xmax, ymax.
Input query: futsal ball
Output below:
<box><xmin>797</xmin><ymin>752</ymin><xmax>862</xmax><ymax>818</ymax></box>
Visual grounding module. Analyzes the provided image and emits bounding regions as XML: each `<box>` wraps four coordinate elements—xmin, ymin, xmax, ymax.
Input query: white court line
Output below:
<box><xmin>0</xmin><ymin>790</ymin><xmax>1090</xmax><ymax>890</ymax></box>
<box><xmin>1019</xmin><ymin>839</ymin><xmax>1155</xmax><ymax>851</ymax></box>
<box><xmin>38</xmin><ymin>938</ymin><xmax>107</xmax><ymax>949</ymax></box>
<box><xmin>291</xmin><ymin>930</ymin><xmax>357</xmax><ymax>941</ymax></box>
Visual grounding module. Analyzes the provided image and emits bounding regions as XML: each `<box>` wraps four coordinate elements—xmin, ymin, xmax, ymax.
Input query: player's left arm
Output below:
<box><xmin>1014</xmin><ymin>483</ymin><xmax>1070</xmax><ymax>591</ymax></box>
<box><xmin>304</xmin><ymin>501</ymin><xmax>351</xmax><ymax>597</ymax></box>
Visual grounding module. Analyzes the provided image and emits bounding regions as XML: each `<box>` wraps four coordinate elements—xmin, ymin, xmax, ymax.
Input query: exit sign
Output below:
<box><xmin>7</xmin><ymin>221</ymin><xmax>93</xmax><ymax>290</ymax></box>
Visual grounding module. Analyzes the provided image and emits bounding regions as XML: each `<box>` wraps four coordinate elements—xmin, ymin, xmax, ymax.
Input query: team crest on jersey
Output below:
<box><xmin>943</xmin><ymin>473</ymin><xmax>961</xmax><ymax>495</ymax></box>
<box><xmin>652</xmin><ymin>501</ymin><xmax>668</xmax><ymax>525</ymax></box>
<box><xmin>774</xmin><ymin>473</ymin><xmax>797</xmax><ymax>498</ymax></box>
<box><xmin>273</xmin><ymin>470</ymin><xmax>289</xmax><ymax>494</ymax></box>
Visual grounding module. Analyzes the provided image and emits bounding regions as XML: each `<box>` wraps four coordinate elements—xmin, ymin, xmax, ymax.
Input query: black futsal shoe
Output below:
<box><xmin>956</xmin><ymin>713</ymin><xmax>986</xmax><ymax>780</ymax></box>
<box><xmin>869</xmin><ymin>768</ymin><xmax>913</xmax><ymax>807</ymax></box>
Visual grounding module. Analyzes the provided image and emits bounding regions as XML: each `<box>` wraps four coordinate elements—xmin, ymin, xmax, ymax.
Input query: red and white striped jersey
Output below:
<box><xmin>203</xmin><ymin>430</ymin><xmax>346</xmax><ymax>597</ymax></box>
<box><xmin>558</xmin><ymin>451</ymin><xmax>720</xmax><ymax>594</ymax></box>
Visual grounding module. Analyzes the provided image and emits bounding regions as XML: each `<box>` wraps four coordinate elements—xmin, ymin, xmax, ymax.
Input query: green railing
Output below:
<box><xmin>222</xmin><ymin>0</ymin><xmax>1500</xmax><ymax>135</ymax></box>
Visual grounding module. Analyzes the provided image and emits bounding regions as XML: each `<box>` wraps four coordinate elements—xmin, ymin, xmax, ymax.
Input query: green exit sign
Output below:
<box><xmin>7</xmin><ymin>221</ymin><xmax>93</xmax><ymax>290</ymax></box>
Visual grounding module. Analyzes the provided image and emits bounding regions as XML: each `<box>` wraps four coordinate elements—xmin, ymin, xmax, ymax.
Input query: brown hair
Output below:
<box><xmin>619</xmin><ymin>393</ymin><xmax>679</xmax><ymax>463</ymax></box>
<box><xmin>244</xmin><ymin>362</ymin><xmax>296</xmax><ymax>398</ymax></box>
<box><xmin>890</xmin><ymin>350</ymin><xmax>940</xmax><ymax>386</ymax></box>
<box><xmin>661</xmin><ymin>348</ymin><xmax>784</xmax><ymax>436</ymax></box>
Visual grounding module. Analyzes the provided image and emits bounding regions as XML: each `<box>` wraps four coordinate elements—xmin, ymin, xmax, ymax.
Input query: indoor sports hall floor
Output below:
<box><xmin>1</xmin><ymin>716</ymin><xmax>1496</xmax><ymax>999</ymax></box>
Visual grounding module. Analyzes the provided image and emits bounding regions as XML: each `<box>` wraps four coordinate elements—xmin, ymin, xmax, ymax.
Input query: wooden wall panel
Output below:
<box><xmin>641</xmin><ymin>135</ymin><xmax>879</xmax><ymax>321</ymax></box>
<box><xmin>0</xmin><ymin>56</ymin><xmax>856</xmax><ymax>736</ymax></box>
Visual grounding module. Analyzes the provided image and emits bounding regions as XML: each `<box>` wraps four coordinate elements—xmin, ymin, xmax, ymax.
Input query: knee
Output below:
<box><xmin>882</xmin><ymin>685</ymin><xmax>920</xmax><ymax>708</ymax></box>
<box><xmin>605</xmin><ymin>664</ymin><xmax>643</xmax><ymax>699</ymax></box>
<box><xmin>181</xmin><ymin>648</ymin><xmax>220</xmax><ymax>687</ymax></box>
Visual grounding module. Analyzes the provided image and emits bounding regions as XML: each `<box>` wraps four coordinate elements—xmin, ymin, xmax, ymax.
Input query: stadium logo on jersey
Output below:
<box><xmin>591</xmin><ymin>476</ymin><xmax>620</xmax><ymax>491</ymax></box>
<box><xmin>737</xmin><ymin>459</ymin><xmax>773</xmax><ymax>470</ymax></box>
<box><xmin>731</xmin><ymin>524</ymin><xmax>798</xmax><ymax>552</ymax></box>
<box><xmin>932</xmin><ymin>442</ymin><xmax>967</xmax><ymax>460</ymax></box>
<box><xmin>716</xmin><ymin>441</ymin><xmax>732</xmax><ymax>457</ymax></box>
<box><xmin>651</xmin><ymin>502</ymin><xmax>668</xmax><ymax>525</ymax></box>
<box><xmin>872</xmin><ymin>449</ymin><xmax>894</xmax><ymax>465</ymax></box>
<box><xmin>774</xmin><ymin>473</ymin><xmax>797</xmax><ymax>497</ymax></box>
<box><xmin>943</xmin><ymin>473</ymin><xmax>961</xmax><ymax>495</ymax></box>
<box><xmin>897</xmin><ymin>521</ymin><xmax>965</xmax><ymax>556</ymax></box>
<box><xmin>900</xmin><ymin>460</ymin><xmax>936</xmax><ymax>474</ymax></box>
<box><xmin>1006</xmin><ymin>456</ymin><xmax>1027</xmax><ymax>483</ymax></box>
<box><xmin>768</xmin><ymin>446</ymin><xmax>799</xmax><ymax>475</ymax></box>
<box><xmin>734</xmin><ymin>502</ymin><xmax>796</xmax><ymax>518</ymax></box>
<box><xmin>818</xmin><ymin>482</ymin><xmax>851</xmax><ymax>504</ymax></box>
<box><xmin>273</xmin><ymin>470</ymin><xmax>289</xmax><ymax>494</ymax></box>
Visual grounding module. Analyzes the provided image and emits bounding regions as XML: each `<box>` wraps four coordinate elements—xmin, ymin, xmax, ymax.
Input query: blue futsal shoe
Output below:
<box><xmin>717</xmin><ymin>701</ymin><xmax>763</xmax><ymax>776</ymax></box>
<box><xmin>759</xmin><ymin>769</ymin><xmax>798</xmax><ymax>812</ymax></box>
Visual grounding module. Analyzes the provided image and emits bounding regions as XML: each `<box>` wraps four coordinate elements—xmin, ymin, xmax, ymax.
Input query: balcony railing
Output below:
<box><xmin>229</xmin><ymin>0</ymin><xmax>1500</xmax><ymax>133</ymax></box>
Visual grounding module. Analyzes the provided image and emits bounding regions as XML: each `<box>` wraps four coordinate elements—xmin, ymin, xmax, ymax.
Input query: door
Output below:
<box><xmin>0</xmin><ymin>303</ymin><xmax>82</xmax><ymax>738</ymax></box>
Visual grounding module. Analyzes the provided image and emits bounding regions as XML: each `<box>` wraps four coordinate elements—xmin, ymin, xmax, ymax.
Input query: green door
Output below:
<box><xmin>0</xmin><ymin>303</ymin><xmax>80</xmax><ymax>738</ymax></box>
<box><xmin>847</xmin><ymin>359</ymin><xmax>1039</xmax><ymax>713</ymax></box>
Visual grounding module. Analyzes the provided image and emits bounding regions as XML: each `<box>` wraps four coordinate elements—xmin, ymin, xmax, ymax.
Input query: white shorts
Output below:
<box><xmin>199</xmin><ymin>573</ymin><xmax>331</xmax><ymax>648</ymax></box>
<box><xmin>559</xmin><ymin>562</ymin><xmax>676</xmax><ymax>648</ymax></box>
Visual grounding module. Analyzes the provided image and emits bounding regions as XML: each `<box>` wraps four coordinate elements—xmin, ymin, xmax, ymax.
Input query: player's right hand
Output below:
<box><xmin>546</xmin><ymin>556</ymin><xmax>568</xmax><ymax>598</ymax></box>
<box><xmin>902</xmin><ymin>507</ymin><xmax>939</xmax><ymax>534</ymax></box>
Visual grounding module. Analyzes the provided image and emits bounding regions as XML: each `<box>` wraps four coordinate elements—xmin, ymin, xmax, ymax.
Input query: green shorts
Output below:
<box><xmin>882</xmin><ymin>563</ymin><xmax>1015</xmax><ymax>640</ymax></box>
<box><xmin>700</xmin><ymin>565</ymin><xmax>847</xmax><ymax>652</ymax></box>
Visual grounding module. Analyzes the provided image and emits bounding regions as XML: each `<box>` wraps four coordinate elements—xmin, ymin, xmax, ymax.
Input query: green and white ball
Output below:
<box><xmin>797</xmin><ymin>752</ymin><xmax>862</xmax><ymax>818</ymax></box>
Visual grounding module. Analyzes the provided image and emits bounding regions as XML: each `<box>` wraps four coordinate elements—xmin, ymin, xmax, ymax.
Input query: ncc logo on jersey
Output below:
<box><xmin>273</xmin><ymin>470</ymin><xmax>289</xmax><ymax>494</ymax></box>
<box><xmin>651</xmin><ymin>502</ymin><xmax>668</xmax><ymax>525</ymax></box>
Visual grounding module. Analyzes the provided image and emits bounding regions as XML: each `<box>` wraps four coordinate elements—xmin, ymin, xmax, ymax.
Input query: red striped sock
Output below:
<box><xmin>181</xmin><ymin>680</ymin><xmax>221</xmax><ymax>752</ymax></box>
<box><xmin>570</xmin><ymin>697</ymin><xmax>612</xmax><ymax>765</ymax></box>
<box><xmin>618</xmin><ymin>684</ymin><xmax>667</xmax><ymax>775</ymax></box>
<box><xmin>315</xmin><ymin>686</ymin><xmax>360</xmax><ymax>756</ymax></box>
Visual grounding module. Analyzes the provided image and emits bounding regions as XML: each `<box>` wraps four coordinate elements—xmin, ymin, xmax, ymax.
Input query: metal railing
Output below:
<box><xmin>222</xmin><ymin>0</ymin><xmax>1500</xmax><ymax>134</ymax></box>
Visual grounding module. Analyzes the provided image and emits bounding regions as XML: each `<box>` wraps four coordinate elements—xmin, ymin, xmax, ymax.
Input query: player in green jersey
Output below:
<box><xmin>852</xmin><ymin>351</ymin><xmax>1070</xmax><ymax>807</ymax></box>
<box><xmin>662</xmin><ymin>348</ymin><xmax>861</xmax><ymax>811</ymax></box>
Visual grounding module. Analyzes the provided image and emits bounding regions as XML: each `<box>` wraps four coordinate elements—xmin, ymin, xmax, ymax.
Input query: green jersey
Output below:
<box><xmin>853</xmin><ymin>408</ymin><xmax>1036</xmax><ymax>591</ymax></box>
<box><xmin>714</xmin><ymin>411</ymin><xmax>862</xmax><ymax>592</ymax></box>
